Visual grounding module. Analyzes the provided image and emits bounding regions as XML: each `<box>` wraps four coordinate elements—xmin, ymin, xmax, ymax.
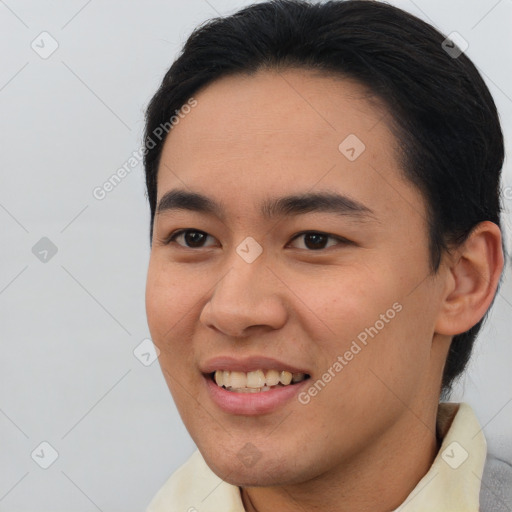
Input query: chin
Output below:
<box><xmin>212</xmin><ymin>463</ymin><xmax>296</xmax><ymax>487</ymax></box>
<box><xmin>201</xmin><ymin>446</ymin><xmax>313</xmax><ymax>488</ymax></box>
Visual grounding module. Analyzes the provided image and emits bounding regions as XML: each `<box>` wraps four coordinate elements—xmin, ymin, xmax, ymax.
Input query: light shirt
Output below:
<box><xmin>146</xmin><ymin>402</ymin><xmax>487</xmax><ymax>512</ymax></box>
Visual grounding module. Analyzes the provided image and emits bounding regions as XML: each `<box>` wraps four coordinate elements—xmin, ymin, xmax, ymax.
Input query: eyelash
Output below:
<box><xmin>162</xmin><ymin>229</ymin><xmax>351</xmax><ymax>251</ymax></box>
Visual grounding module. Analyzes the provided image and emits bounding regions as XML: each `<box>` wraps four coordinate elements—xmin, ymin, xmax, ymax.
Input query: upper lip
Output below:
<box><xmin>200</xmin><ymin>355</ymin><xmax>310</xmax><ymax>375</ymax></box>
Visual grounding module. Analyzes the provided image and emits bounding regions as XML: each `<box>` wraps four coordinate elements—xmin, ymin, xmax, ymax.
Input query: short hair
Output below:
<box><xmin>143</xmin><ymin>0</ymin><xmax>505</xmax><ymax>398</ymax></box>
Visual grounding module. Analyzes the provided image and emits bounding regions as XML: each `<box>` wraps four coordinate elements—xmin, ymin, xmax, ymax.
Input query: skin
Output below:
<box><xmin>145</xmin><ymin>68</ymin><xmax>503</xmax><ymax>511</ymax></box>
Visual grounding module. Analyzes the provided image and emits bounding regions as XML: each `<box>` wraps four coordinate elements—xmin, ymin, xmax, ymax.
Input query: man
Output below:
<box><xmin>142</xmin><ymin>0</ymin><xmax>506</xmax><ymax>510</ymax></box>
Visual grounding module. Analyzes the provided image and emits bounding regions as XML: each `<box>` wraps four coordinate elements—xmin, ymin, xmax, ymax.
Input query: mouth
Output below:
<box><xmin>210</xmin><ymin>369</ymin><xmax>310</xmax><ymax>393</ymax></box>
<box><xmin>203</xmin><ymin>368</ymin><xmax>311</xmax><ymax>415</ymax></box>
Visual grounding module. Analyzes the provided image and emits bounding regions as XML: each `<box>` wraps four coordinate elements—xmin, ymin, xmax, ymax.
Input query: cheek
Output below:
<box><xmin>145</xmin><ymin>259</ymin><xmax>199</xmax><ymax>350</ymax></box>
<box><xmin>310</xmin><ymin>288</ymin><xmax>437</xmax><ymax>416</ymax></box>
<box><xmin>145</xmin><ymin>261</ymin><xmax>202</xmax><ymax>401</ymax></box>
<box><xmin>289</xmin><ymin>262</ymin><xmax>397</xmax><ymax>345</ymax></box>
<box><xmin>290</xmin><ymin>257</ymin><xmax>433</xmax><ymax>384</ymax></box>
<box><xmin>145</xmin><ymin>262</ymin><xmax>171</xmax><ymax>339</ymax></box>
<box><xmin>146</xmin><ymin>258</ymin><xmax>193</xmax><ymax>315</ymax></box>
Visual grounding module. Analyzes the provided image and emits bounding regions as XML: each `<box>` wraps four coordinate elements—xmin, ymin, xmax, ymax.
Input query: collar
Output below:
<box><xmin>146</xmin><ymin>402</ymin><xmax>487</xmax><ymax>512</ymax></box>
<box><xmin>393</xmin><ymin>402</ymin><xmax>487</xmax><ymax>511</ymax></box>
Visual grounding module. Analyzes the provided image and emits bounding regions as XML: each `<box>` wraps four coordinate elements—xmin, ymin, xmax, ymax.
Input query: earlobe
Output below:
<box><xmin>435</xmin><ymin>221</ymin><xmax>504</xmax><ymax>336</ymax></box>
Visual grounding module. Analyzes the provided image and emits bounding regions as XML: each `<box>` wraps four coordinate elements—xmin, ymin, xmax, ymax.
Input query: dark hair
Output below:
<box><xmin>143</xmin><ymin>0</ymin><xmax>505</xmax><ymax>398</ymax></box>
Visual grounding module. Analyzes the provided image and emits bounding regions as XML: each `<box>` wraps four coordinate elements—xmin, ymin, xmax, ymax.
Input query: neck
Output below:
<box><xmin>240</xmin><ymin>402</ymin><xmax>440</xmax><ymax>512</ymax></box>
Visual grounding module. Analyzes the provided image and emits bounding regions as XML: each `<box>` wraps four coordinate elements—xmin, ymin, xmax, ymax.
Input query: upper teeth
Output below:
<box><xmin>214</xmin><ymin>369</ymin><xmax>306</xmax><ymax>390</ymax></box>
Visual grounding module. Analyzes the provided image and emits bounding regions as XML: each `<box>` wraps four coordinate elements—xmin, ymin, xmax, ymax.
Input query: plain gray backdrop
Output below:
<box><xmin>1</xmin><ymin>0</ymin><xmax>511</xmax><ymax>510</ymax></box>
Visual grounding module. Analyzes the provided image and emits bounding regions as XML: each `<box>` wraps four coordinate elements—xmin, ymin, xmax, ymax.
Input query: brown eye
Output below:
<box><xmin>303</xmin><ymin>233</ymin><xmax>328</xmax><ymax>250</ymax></box>
<box><xmin>167</xmin><ymin>229</ymin><xmax>217</xmax><ymax>248</ymax></box>
<box><xmin>289</xmin><ymin>231</ymin><xmax>348</xmax><ymax>250</ymax></box>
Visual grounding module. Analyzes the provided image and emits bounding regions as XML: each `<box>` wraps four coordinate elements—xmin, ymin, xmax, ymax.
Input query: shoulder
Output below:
<box><xmin>145</xmin><ymin>450</ymin><xmax>211</xmax><ymax>512</ymax></box>
<box><xmin>145</xmin><ymin>449</ymin><xmax>245</xmax><ymax>512</ymax></box>
<box><xmin>480</xmin><ymin>456</ymin><xmax>512</xmax><ymax>512</ymax></box>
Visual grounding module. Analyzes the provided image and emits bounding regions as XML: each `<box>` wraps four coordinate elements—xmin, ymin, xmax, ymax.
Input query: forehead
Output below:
<box><xmin>160</xmin><ymin>68</ymin><xmax>386</xmax><ymax>164</ymax></box>
<box><xmin>156</xmin><ymin>68</ymin><xmax>423</xmax><ymax>224</ymax></box>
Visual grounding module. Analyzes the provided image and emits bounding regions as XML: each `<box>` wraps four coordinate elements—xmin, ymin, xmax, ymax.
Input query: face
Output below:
<box><xmin>145</xmin><ymin>68</ymin><xmax>450</xmax><ymax>486</ymax></box>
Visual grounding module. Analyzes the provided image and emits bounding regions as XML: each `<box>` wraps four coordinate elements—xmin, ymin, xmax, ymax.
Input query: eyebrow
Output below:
<box><xmin>155</xmin><ymin>188</ymin><xmax>375</xmax><ymax>221</ymax></box>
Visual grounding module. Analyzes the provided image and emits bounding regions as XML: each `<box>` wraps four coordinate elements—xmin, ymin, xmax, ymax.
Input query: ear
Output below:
<box><xmin>435</xmin><ymin>221</ymin><xmax>504</xmax><ymax>336</ymax></box>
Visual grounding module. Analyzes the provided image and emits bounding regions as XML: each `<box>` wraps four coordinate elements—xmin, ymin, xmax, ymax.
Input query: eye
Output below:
<box><xmin>288</xmin><ymin>231</ymin><xmax>349</xmax><ymax>250</ymax></box>
<box><xmin>162</xmin><ymin>229</ymin><xmax>350</xmax><ymax>251</ymax></box>
<box><xmin>165</xmin><ymin>229</ymin><xmax>218</xmax><ymax>248</ymax></box>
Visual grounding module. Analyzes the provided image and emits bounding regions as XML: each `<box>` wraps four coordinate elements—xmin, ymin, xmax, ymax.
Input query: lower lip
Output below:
<box><xmin>204</xmin><ymin>374</ymin><xmax>309</xmax><ymax>415</ymax></box>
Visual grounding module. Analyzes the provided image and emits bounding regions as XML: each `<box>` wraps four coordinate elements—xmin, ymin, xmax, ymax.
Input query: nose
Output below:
<box><xmin>199</xmin><ymin>256</ymin><xmax>288</xmax><ymax>338</ymax></box>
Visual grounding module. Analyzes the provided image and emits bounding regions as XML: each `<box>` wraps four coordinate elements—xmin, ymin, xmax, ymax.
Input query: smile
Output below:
<box><xmin>204</xmin><ymin>370</ymin><xmax>311</xmax><ymax>415</ymax></box>
<box><xmin>213</xmin><ymin>369</ymin><xmax>309</xmax><ymax>392</ymax></box>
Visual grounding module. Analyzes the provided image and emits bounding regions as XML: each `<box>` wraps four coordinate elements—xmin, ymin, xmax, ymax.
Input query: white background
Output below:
<box><xmin>1</xmin><ymin>0</ymin><xmax>511</xmax><ymax>510</ymax></box>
